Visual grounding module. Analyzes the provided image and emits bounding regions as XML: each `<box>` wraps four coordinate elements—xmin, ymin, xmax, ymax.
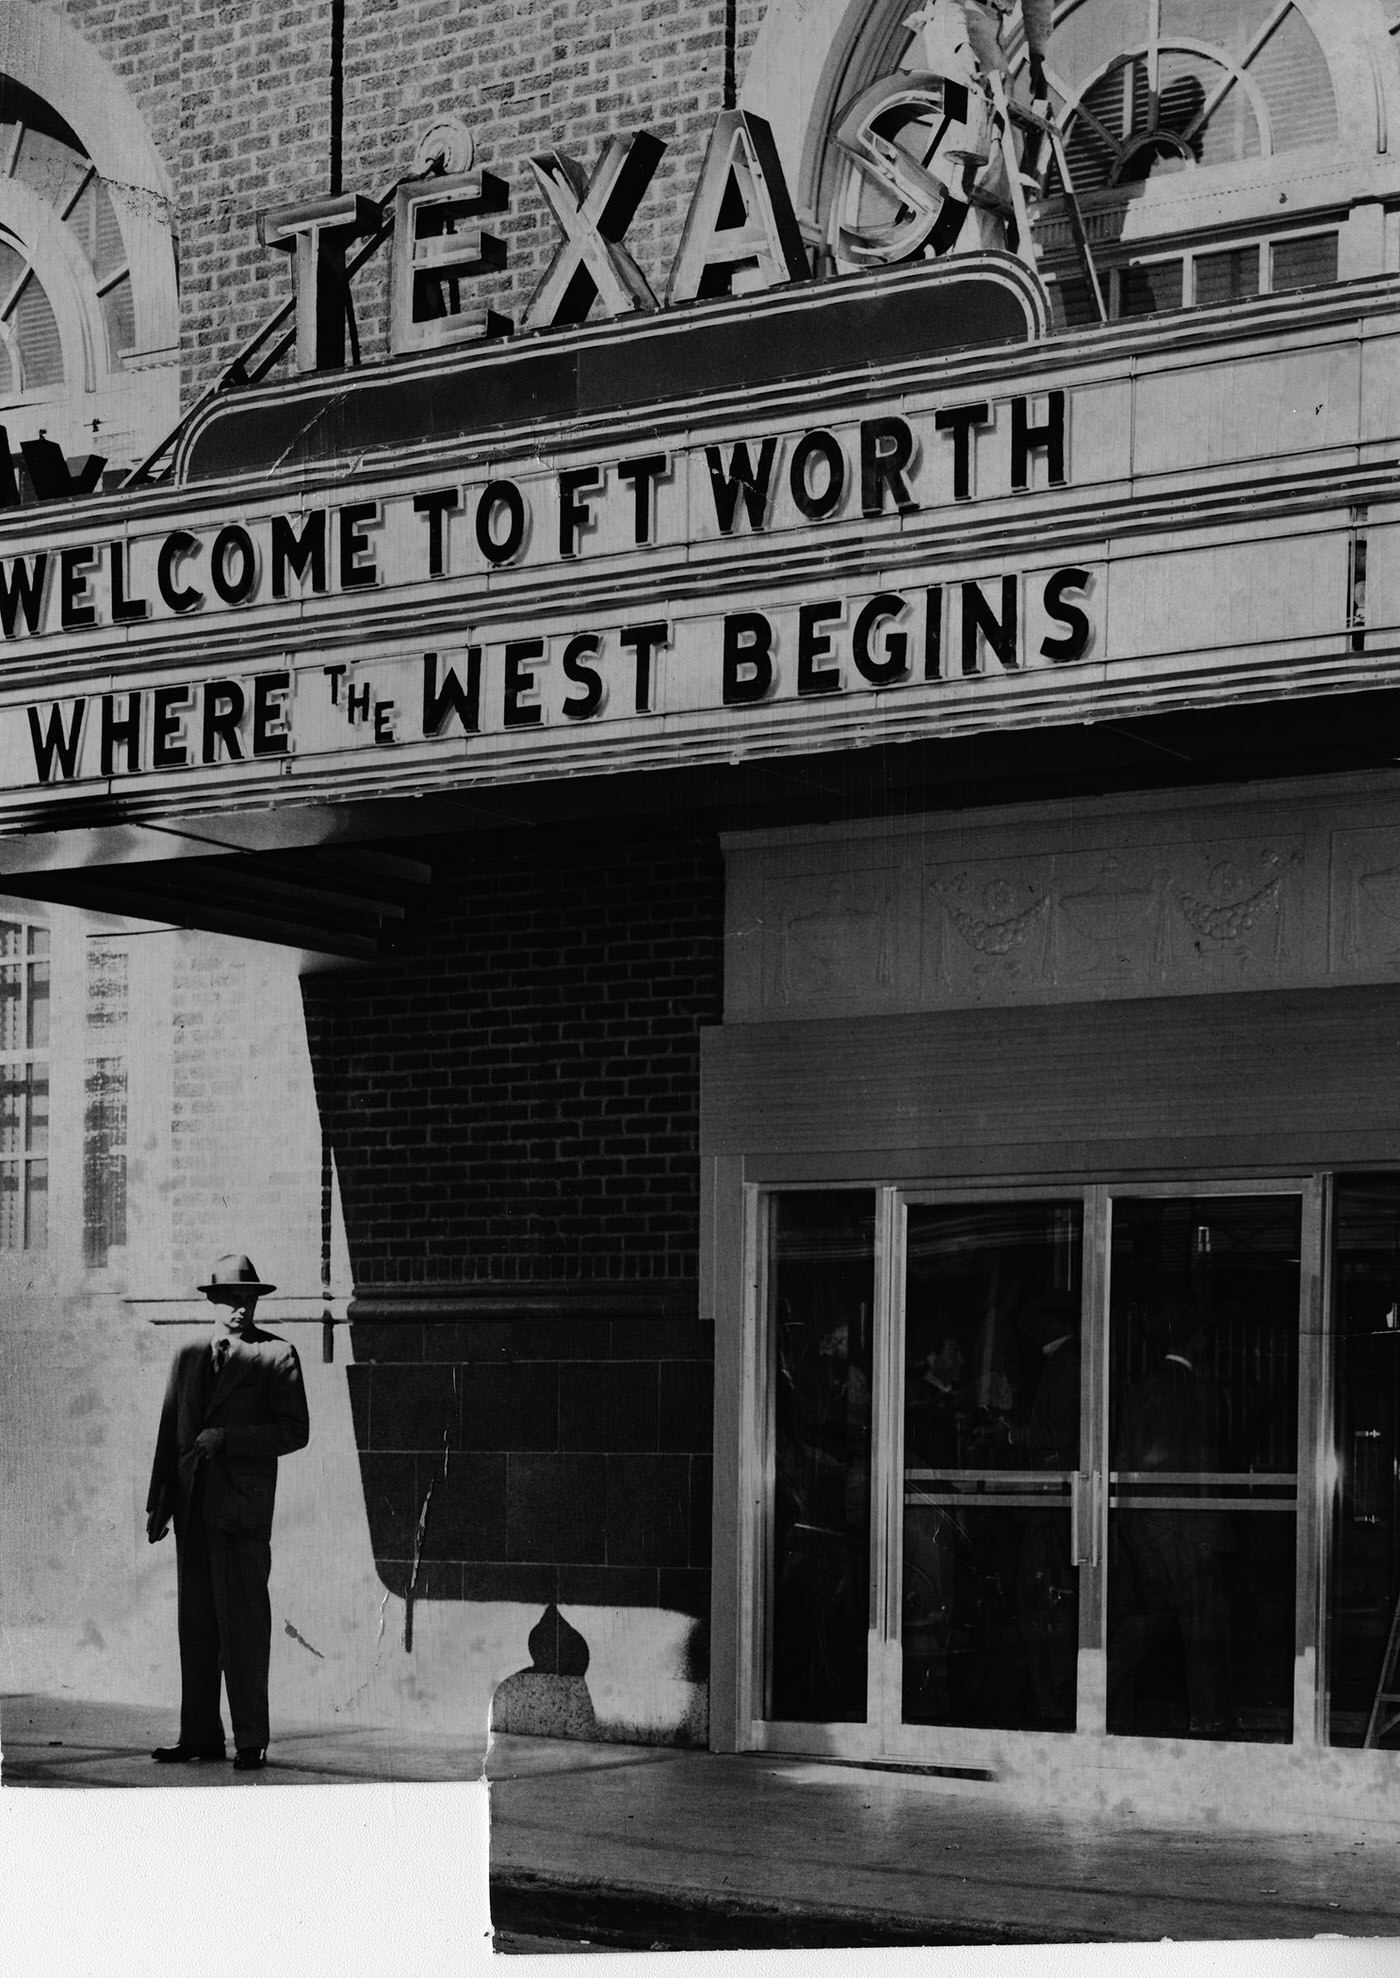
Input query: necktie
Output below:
<box><xmin>211</xmin><ymin>1340</ymin><xmax>228</xmax><ymax>1381</ymax></box>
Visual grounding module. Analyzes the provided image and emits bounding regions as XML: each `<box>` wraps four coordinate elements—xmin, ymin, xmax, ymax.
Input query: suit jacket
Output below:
<box><xmin>147</xmin><ymin>1325</ymin><xmax>309</xmax><ymax>1540</ymax></box>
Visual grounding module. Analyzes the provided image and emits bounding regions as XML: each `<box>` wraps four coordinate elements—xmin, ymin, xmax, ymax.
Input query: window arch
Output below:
<box><xmin>743</xmin><ymin>0</ymin><xmax>1398</xmax><ymax>328</ymax></box>
<box><xmin>0</xmin><ymin>3</ymin><xmax>178</xmax><ymax>472</ymax></box>
<box><xmin>1041</xmin><ymin>1</ymin><xmax>1337</xmax><ymax>189</ymax></box>
<box><xmin>0</xmin><ymin>78</ymin><xmax>137</xmax><ymax>395</ymax></box>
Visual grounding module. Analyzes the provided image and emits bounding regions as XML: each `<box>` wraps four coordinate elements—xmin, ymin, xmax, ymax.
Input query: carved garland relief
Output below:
<box><xmin>758</xmin><ymin>839</ymin><xmax>1306</xmax><ymax>1014</ymax></box>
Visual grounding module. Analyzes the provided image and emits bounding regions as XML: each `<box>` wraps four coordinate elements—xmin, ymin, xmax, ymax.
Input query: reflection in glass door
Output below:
<box><xmin>766</xmin><ymin>1191</ymin><xmax>875</xmax><ymax>1724</ymax></box>
<box><xmin>756</xmin><ymin>1180</ymin><xmax>1313</xmax><ymax>1756</ymax></box>
<box><xmin>902</xmin><ymin>1201</ymin><xmax>1084</xmax><ymax>1732</ymax></box>
<box><xmin>1106</xmin><ymin>1193</ymin><xmax>1301</xmax><ymax>1743</ymax></box>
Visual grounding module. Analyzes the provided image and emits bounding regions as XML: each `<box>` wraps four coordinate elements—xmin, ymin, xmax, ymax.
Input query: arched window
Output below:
<box><xmin>1053</xmin><ymin>0</ymin><xmax>1337</xmax><ymax>188</ymax></box>
<box><xmin>757</xmin><ymin>0</ymin><xmax>1390</xmax><ymax>331</ymax></box>
<box><xmin>0</xmin><ymin>5</ymin><xmax>178</xmax><ymax>475</ymax></box>
<box><xmin>0</xmin><ymin>77</ymin><xmax>136</xmax><ymax>397</ymax></box>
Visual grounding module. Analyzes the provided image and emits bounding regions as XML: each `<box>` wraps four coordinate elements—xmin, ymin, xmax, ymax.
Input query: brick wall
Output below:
<box><xmin>301</xmin><ymin>823</ymin><xmax>723</xmax><ymax>1636</ymax></box>
<box><xmin>66</xmin><ymin>0</ymin><xmax>736</xmax><ymax>397</ymax></box>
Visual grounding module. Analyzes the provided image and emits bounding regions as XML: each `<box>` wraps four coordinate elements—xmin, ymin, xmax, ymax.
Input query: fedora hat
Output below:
<box><xmin>198</xmin><ymin>1253</ymin><xmax>276</xmax><ymax>1301</ymax></box>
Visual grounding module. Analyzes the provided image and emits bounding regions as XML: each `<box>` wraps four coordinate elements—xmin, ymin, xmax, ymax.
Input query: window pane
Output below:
<box><xmin>27</xmin><ymin>927</ymin><xmax>49</xmax><ymax>957</ymax></box>
<box><xmin>100</xmin><ymin>275</ymin><xmax>135</xmax><ymax>370</ymax></box>
<box><xmin>768</xmin><ymin>1191</ymin><xmax>875</xmax><ymax>1723</ymax></box>
<box><xmin>0</xmin><ymin>965</ymin><xmax>22</xmax><ymax>1053</ymax></box>
<box><xmin>26</xmin><ymin>1066</ymin><xmax>48</xmax><ymax>1155</ymax></box>
<box><xmin>13</xmin><ymin>274</ymin><xmax>63</xmax><ymax>389</ymax></box>
<box><xmin>26</xmin><ymin>960</ymin><xmax>49</xmax><ymax>1049</ymax></box>
<box><xmin>1194</xmin><ymin>246</ymin><xmax>1261</xmax><ymax>308</ymax></box>
<box><xmin>0</xmin><ymin>1159</ymin><xmax>20</xmax><ymax>1248</ymax></box>
<box><xmin>903</xmin><ymin>1201</ymin><xmax>1083</xmax><ymax>1732</ymax></box>
<box><xmin>1328</xmin><ymin>1176</ymin><xmax>1400</xmax><ymax>1746</ymax></box>
<box><xmin>1107</xmin><ymin>1195</ymin><xmax>1300</xmax><ymax>1743</ymax></box>
<box><xmin>1048</xmin><ymin>274</ymin><xmax>1100</xmax><ymax>331</ymax></box>
<box><xmin>25</xmin><ymin>1158</ymin><xmax>47</xmax><ymax>1249</ymax></box>
<box><xmin>0</xmin><ymin>1075</ymin><xmax>21</xmax><ymax>1157</ymax></box>
<box><xmin>0</xmin><ymin>923</ymin><xmax>22</xmax><ymax>960</ymax></box>
<box><xmin>1120</xmin><ymin>260</ymin><xmax>1184</xmax><ymax>318</ymax></box>
<box><xmin>1271</xmin><ymin>233</ymin><xmax>1339</xmax><ymax>294</ymax></box>
<box><xmin>11</xmin><ymin>121</ymin><xmax>87</xmax><ymax>213</ymax></box>
<box><xmin>87</xmin><ymin>945</ymin><xmax>129</xmax><ymax>1027</ymax></box>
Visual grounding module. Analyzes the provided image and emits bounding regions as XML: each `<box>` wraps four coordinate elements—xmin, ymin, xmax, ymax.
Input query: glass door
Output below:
<box><xmin>1105</xmin><ymin>1190</ymin><xmax>1303</xmax><ymax>1743</ymax></box>
<box><xmin>752</xmin><ymin>1178</ymin><xmax>1314</xmax><ymax>1757</ymax></box>
<box><xmin>899</xmin><ymin>1198</ymin><xmax>1087</xmax><ymax>1733</ymax></box>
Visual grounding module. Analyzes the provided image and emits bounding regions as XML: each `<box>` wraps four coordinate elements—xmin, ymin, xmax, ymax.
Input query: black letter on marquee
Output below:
<box><xmin>20</xmin><ymin>434</ymin><xmax>104</xmax><ymax>502</ymax></box>
<box><xmin>111</xmin><ymin>539</ymin><xmax>149</xmax><ymax>623</ymax></box>
<box><xmin>853</xmin><ymin>593</ymin><xmax>910</xmax><ymax>685</ymax></box>
<box><xmin>523</xmin><ymin>131</ymin><xmax>666</xmax><ymax>328</ymax></box>
<box><xmin>722</xmin><ymin>611</ymin><xmax>774</xmax><ymax>705</ymax></box>
<box><xmin>0</xmin><ymin>555</ymin><xmax>48</xmax><ymax>637</ymax></box>
<box><xmin>797</xmin><ymin>600</ymin><xmax>842</xmax><ymax>695</ymax></box>
<box><xmin>339</xmin><ymin>502</ymin><xmax>380</xmax><ymax>589</ymax></box>
<box><xmin>152</xmin><ymin>686</ymin><xmax>191</xmax><ymax>768</ymax></box>
<box><xmin>253</xmin><ymin>672</ymin><xmax>292</xmax><ymax>755</ymax></box>
<box><xmin>706</xmin><ymin>439</ymin><xmax>777</xmax><ymax>534</ymax></box>
<box><xmin>157</xmin><ymin>532</ymin><xmax>203</xmax><ymax>614</ymax></box>
<box><xmin>271</xmin><ymin>511</ymin><xmax>328</xmax><ymax>597</ymax></box>
<box><xmin>422</xmin><ymin>650</ymin><xmax>481</xmax><ymax>735</ymax></box>
<box><xmin>620</xmin><ymin>620</ymin><xmax>668</xmax><ymax>713</ymax></box>
<box><xmin>211</xmin><ymin>526</ymin><xmax>258</xmax><ymax>606</ymax></box>
<box><xmin>60</xmin><ymin>545</ymin><xmax>98</xmax><ymax>631</ymax></box>
<box><xmin>934</xmin><ymin>401</ymin><xmax>992</xmax><ymax>501</ymax></box>
<box><xmin>503</xmin><ymin>638</ymin><xmax>545</xmax><ymax>726</ymax></box>
<box><xmin>476</xmin><ymin>481</ymin><xmax>527</xmax><ymax>565</ymax></box>
<box><xmin>925</xmin><ymin>587</ymin><xmax>943</xmax><ymax>679</ymax></box>
<box><xmin>1012</xmin><ymin>391</ymin><xmax>1066</xmax><ymax>490</ymax></box>
<box><xmin>617</xmin><ymin>454</ymin><xmax>666</xmax><ymax>545</ymax></box>
<box><xmin>961</xmin><ymin>576</ymin><xmax>1019</xmax><ymax>674</ymax></box>
<box><xmin>860</xmin><ymin>417</ymin><xmax>917</xmax><ymax>517</ymax></box>
<box><xmin>100</xmin><ymin>693</ymin><xmax>142</xmax><ymax>776</ymax></box>
<box><xmin>201</xmin><ymin>680</ymin><xmax>246</xmax><ymax>764</ymax></box>
<box><xmin>561</xmin><ymin>634</ymin><xmax>604</xmax><ymax>720</ymax></box>
<box><xmin>558</xmin><ymin>467</ymin><xmax>602</xmax><ymax>558</ymax></box>
<box><xmin>412</xmin><ymin>490</ymin><xmax>459</xmax><ymax>578</ymax></box>
<box><xmin>790</xmin><ymin>431</ymin><xmax>845</xmax><ymax>521</ymax></box>
<box><xmin>1041</xmin><ymin>567</ymin><xmax>1092</xmax><ymax>662</ymax></box>
<box><xmin>27</xmin><ymin>701</ymin><xmax>84</xmax><ymax>782</ymax></box>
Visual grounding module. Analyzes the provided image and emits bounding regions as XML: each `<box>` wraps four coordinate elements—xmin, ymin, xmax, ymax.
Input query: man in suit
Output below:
<box><xmin>146</xmin><ymin>1253</ymin><xmax>310</xmax><ymax>1771</ymax></box>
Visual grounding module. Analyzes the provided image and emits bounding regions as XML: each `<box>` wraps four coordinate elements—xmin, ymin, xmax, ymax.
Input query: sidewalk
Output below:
<box><xmin>5</xmin><ymin>1693</ymin><xmax>1399</xmax><ymax>1948</ymax></box>
<box><xmin>486</xmin><ymin>1734</ymin><xmax>1400</xmax><ymax>1949</ymax></box>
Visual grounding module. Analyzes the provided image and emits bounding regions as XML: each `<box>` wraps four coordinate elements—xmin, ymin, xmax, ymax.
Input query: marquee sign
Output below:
<box><xmin>0</xmin><ymin>248</ymin><xmax>1396</xmax><ymax>839</ymax></box>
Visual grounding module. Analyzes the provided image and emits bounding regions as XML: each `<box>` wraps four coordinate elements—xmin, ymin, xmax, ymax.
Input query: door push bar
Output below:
<box><xmin>1070</xmin><ymin>1471</ymin><xmax>1101</xmax><ymax>1568</ymax></box>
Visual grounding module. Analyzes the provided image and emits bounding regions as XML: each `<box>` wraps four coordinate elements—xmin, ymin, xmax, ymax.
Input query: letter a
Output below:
<box><xmin>666</xmin><ymin>110</ymin><xmax>809</xmax><ymax>304</ymax></box>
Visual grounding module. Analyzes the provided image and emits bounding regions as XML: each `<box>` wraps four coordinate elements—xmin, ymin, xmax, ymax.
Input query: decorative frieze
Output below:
<box><xmin>725</xmin><ymin>779</ymin><xmax>1400</xmax><ymax>1019</ymax></box>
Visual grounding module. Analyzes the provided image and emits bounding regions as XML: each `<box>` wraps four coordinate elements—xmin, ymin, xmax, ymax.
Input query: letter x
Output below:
<box><xmin>521</xmin><ymin>130</ymin><xmax>666</xmax><ymax>329</ymax></box>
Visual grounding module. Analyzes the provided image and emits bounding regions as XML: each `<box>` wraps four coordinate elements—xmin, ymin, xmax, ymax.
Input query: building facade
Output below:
<box><xmin>5</xmin><ymin>0</ymin><xmax>1400</xmax><ymax>1829</ymax></box>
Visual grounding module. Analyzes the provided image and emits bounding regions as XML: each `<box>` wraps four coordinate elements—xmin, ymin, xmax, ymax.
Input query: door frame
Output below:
<box><xmin>726</xmin><ymin>1167</ymin><xmax>1326</xmax><ymax>1764</ymax></box>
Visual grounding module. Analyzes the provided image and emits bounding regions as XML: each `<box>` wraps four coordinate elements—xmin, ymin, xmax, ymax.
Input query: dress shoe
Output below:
<box><xmin>152</xmin><ymin>1741</ymin><xmax>226</xmax><ymax>1763</ymax></box>
<box><xmin>233</xmin><ymin>1746</ymin><xmax>267</xmax><ymax>1771</ymax></box>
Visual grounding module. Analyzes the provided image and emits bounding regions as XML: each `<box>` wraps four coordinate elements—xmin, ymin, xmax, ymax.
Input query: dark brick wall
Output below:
<box><xmin>348</xmin><ymin>1313</ymin><xmax>713</xmax><ymax>1622</ymax></box>
<box><xmin>302</xmin><ymin>823</ymin><xmax>723</xmax><ymax>1624</ymax></box>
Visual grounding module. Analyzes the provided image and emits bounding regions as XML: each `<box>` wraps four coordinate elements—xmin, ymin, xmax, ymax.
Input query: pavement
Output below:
<box><xmin>5</xmin><ymin>1691</ymin><xmax>1400</xmax><ymax>1951</ymax></box>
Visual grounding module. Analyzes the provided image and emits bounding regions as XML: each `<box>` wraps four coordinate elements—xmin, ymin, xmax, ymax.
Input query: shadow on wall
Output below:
<box><xmin>493</xmin><ymin>1603</ymin><xmax>597</xmax><ymax>1737</ymax></box>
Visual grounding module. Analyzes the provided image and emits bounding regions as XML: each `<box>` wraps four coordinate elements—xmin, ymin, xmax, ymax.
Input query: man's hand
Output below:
<box><xmin>146</xmin><ymin>1512</ymin><xmax>170</xmax><ymax>1544</ymax></box>
<box><xmin>193</xmin><ymin>1426</ymin><xmax>227</xmax><ymax>1460</ymax></box>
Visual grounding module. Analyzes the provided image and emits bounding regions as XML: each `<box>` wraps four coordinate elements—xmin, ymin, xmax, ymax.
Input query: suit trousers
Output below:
<box><xmin>176</xmin><ymin>1506</ymin><xmax>273</xmax><ymax>1750</ymax></box>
